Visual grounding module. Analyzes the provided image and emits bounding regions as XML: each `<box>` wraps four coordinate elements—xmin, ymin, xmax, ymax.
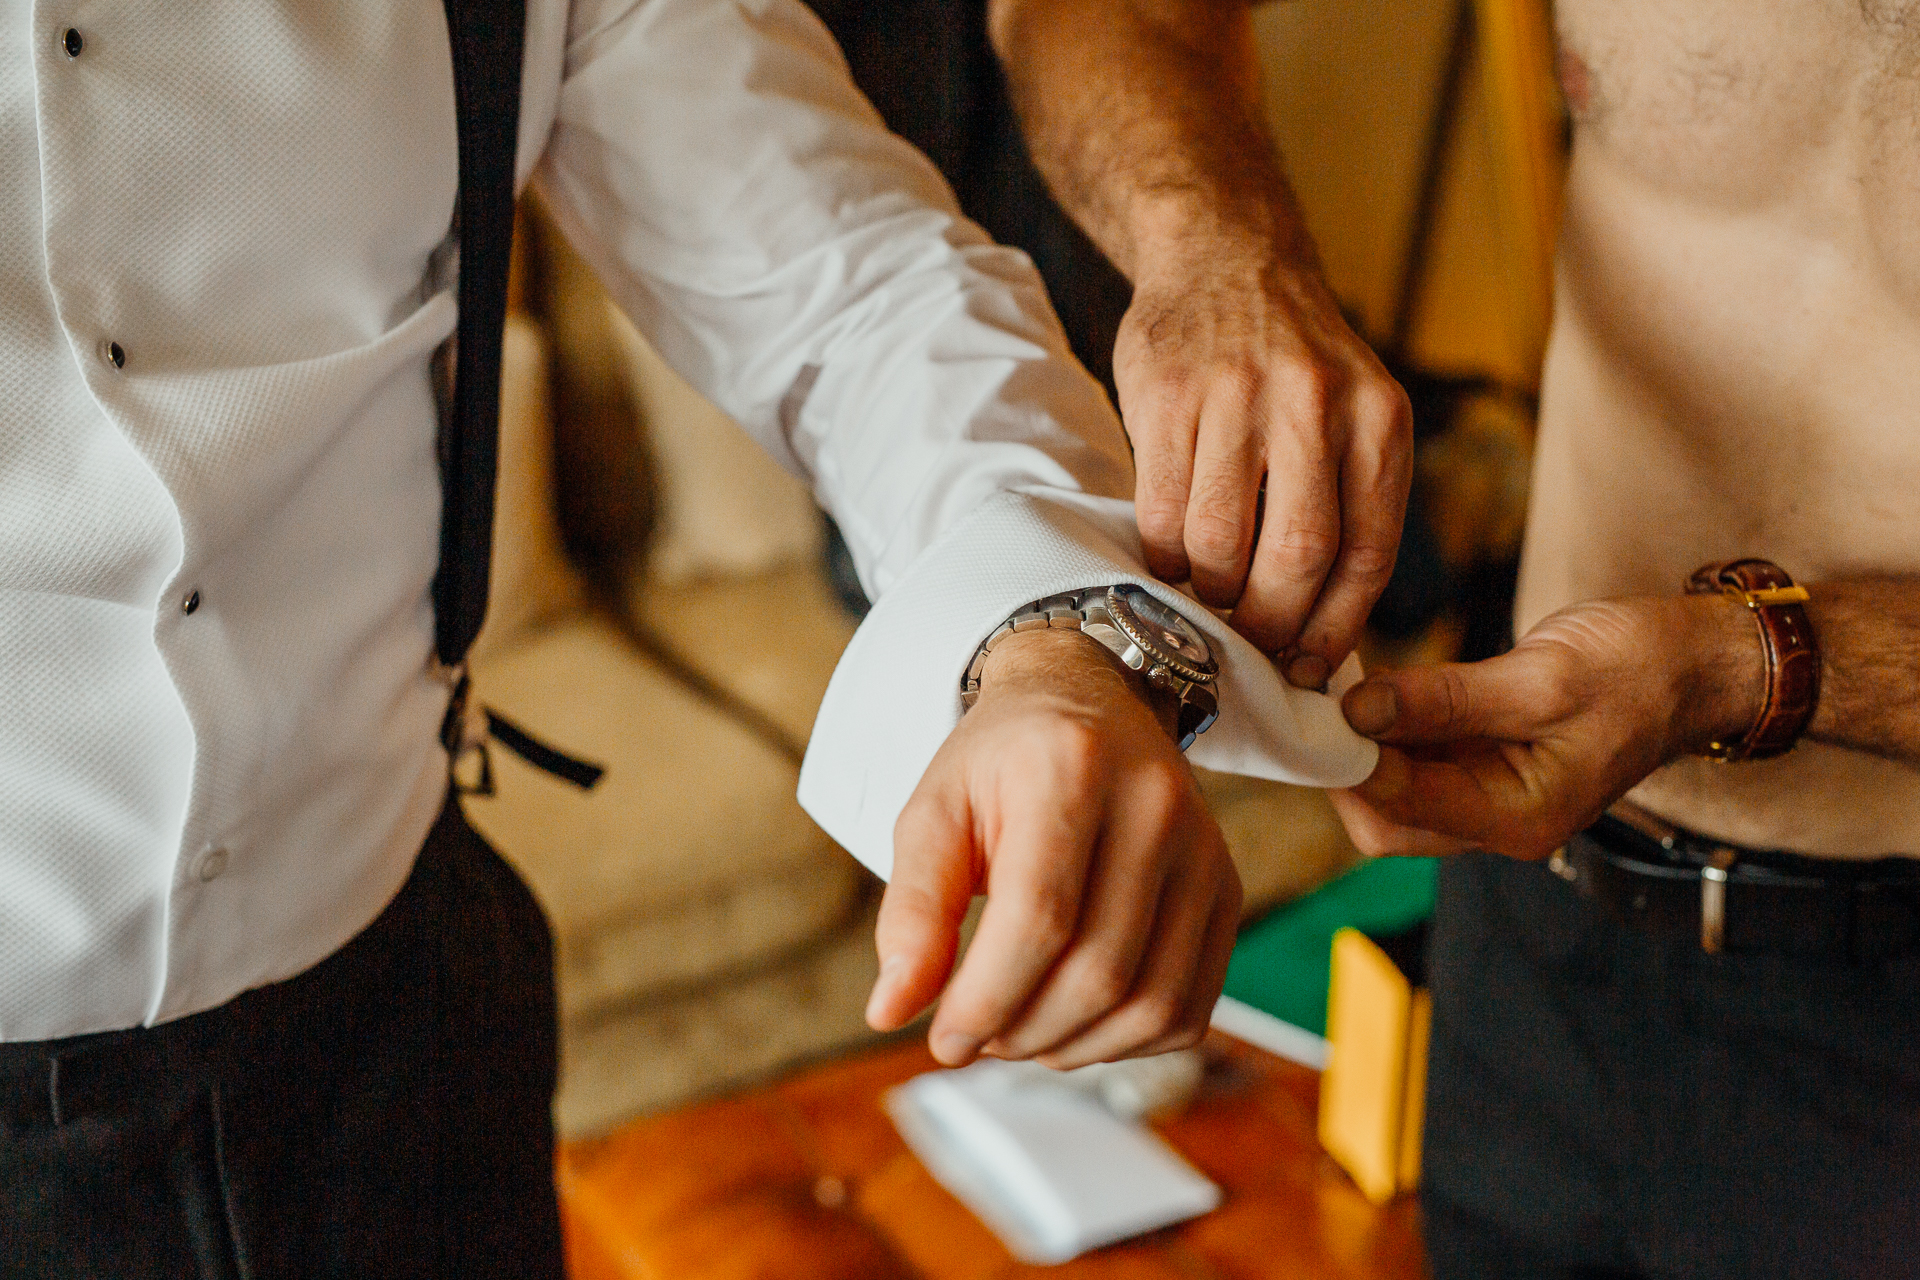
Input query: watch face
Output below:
<box><xmin>1113</xmin><ymin>585</ymin><xmax>1212</xmax><ymax>669</ymax></box>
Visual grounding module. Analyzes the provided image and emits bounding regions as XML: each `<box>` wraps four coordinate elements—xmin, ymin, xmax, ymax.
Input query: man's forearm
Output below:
<box><xmin>1681</xmin><ymin>577</ymin><xmax>1920</xmax><ymax>769</ymax></box>
<box><xmin>988</xmin><ymin>0</ymin><xmax>1413</xmax><ymax>671</ymax></box>
<box><xmin>1798</xmin><ymin>579</ymin><xmax>1920</xmax><ymax>767</ymax></box>
<box><xmin>986</xmin><ymin>0</ymin><xmax>1315</xmax><ymax>283</ymax></box>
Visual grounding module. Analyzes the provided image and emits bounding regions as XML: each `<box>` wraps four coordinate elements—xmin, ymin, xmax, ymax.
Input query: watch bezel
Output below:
<box><xmin>1105</xmin><ymin>585</ymin><xmax>1217</xmax><ymax>685</ymax></box>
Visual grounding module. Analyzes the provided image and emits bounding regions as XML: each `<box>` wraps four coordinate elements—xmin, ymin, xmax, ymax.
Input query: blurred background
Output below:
<box><xmin>459</xmin><ymin>0</ymin><xmax>1562</xmax><ymax>1161</ymax></box>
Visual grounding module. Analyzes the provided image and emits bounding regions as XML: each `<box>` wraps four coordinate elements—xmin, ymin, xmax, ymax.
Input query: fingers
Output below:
<box><xmin>923</xmin><ymin>775</ymin><xmax>1104</xmax><ymax>1066</ymax></box>
<box><xmin>1227</xmin><ymin>365</ymin><xmax>1342</xmax><ymax>654</ymax></box>
<box><xmin>1350</xmin><ymin>743</ymin><xmax>1573</xmax><ymax>860</ymax></box>
<box><xmin>1327</xmin><ymin>785</ymin><xmax>1477</xmax><ymax>859</ymax></box>
<box><xmin>1060</xmin><ymin>871</ymin><xmax>1242</xmax><ymax>1067</ymax></box>
<box><xmin>1288</xmin><ymin>377</ymin><xmax>1412</xmax><ymax>673</ymax></box>
<box><xmin>1033</xmin><ymin>842</ymin><xmax>1240</xmax><ymax>1070</ymax></box>
<box><xmin>867</xmin><ymin>790</ymin><xmax>981</xmax><ymax>1033</ymax></box>
<box><xmin>1116</xmin><ymin>285</ymin><xmax>1409</xmax><ymax>663</ymax></box>
<box><xmin>1123</xmin><ymin>360</ymin><xmax>1200</xmax><ymax>589</ymax></box>
<box><xmin>1181</xmin><ymin>389</ymin><xmax>1266</xmax><ymax>609</ymax></box>
<box><xmin>1341</xmin><ymin>649</ymin><xmax>1559</xmax><ymax>747</ymax></box>
<box><xmin>1135</xmin><ymin>879</ymin><xmax>1243</xmax><ymax>1060</ymax></box>
<box><xmin>975</xmin><ymin>767</ymin><xmax>1184</xmax><ymax>1060</ymax></box>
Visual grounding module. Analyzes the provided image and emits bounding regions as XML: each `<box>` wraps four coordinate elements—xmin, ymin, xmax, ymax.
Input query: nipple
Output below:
<box><xmin>1557</xmin><ymin>47</ymin><xmax>1594</xmax><ymax>116</ymax></box>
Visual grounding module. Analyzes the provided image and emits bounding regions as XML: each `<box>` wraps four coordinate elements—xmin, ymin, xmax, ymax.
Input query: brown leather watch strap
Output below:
<box><xmin>1685</xmin><ymin>559</ymin><xmax>1821</xmax><ymax>761</ymax></box>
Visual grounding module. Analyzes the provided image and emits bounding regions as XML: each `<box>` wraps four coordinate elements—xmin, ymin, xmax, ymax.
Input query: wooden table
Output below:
<box><xmin>558</xmin><ymin>1032</ymin><xmax>1425</xmax><ymax>1279</ymax></box>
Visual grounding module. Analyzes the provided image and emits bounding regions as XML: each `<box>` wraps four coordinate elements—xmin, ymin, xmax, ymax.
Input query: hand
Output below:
<box><xmin>865</xmin><ymin>627</ymin><xmax>1242</xmax><ymax>1070</ymax></box>
<box><xmin>1328</xmin><ymin>595</ymin><xmax>1764</xmax><ymax>859</ymax></box>
<box><xmin>1116</xmin><ymin>242</ymin><xmax>1413</xmax><ymax>687</ymax></box>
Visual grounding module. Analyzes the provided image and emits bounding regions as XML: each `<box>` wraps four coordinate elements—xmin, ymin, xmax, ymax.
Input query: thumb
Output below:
<box><xmin>866</xmin><ymin>792</ymin><xmax>978</xmax><ymax>1031</ymax></box>
<box><xmin>1342</xmin><ymin>653</ymin><xmax>1542</xmax><ymax>746</ymax></box>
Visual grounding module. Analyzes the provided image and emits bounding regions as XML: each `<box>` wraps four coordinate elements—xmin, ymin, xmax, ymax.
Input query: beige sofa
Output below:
<box><xmin>460</xmin><ymin>207</ymin><xmax>1360</xmax><ymax>1140</ymax></box>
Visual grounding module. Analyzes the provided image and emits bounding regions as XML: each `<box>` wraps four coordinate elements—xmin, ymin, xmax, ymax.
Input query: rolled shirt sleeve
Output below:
<box><xmin>535</xmin><ymin>0</ymin><xmax>1376</xmax><ymax>879</ymax></box>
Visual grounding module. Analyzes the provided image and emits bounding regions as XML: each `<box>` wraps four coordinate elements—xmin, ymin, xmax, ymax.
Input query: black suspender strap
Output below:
<box><xmin>435</xmin><ymin>0</ymin><xmax>527</xmax><ymax>669</ymax></box>
<box><xmin>435</xmin><ymin>1</ymin><xmax>604</xmax><ymax>795</ymax></box>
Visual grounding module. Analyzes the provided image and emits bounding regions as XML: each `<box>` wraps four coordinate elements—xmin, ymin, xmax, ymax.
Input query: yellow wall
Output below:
<box><xmin>1254</xmin><ymin>0</ymin><xmax>1561</xmax><ymax>391</ymax></box>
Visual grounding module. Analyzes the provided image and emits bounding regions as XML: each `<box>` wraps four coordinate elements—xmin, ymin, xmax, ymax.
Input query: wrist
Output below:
<box><xmin>1125</xmin><ymin>187</ymin><xmax>1321</xmax><ymax>293</ymax></box>
<box><xmin>964</xmin><ymin>586</ymin><xmax>1220</xmax><ymax>749</ymax></box>
<box><xmin>1668</xmin><ymin>591</ymin><xmax>1770</xmax><ymax>757</ymax></box>
<box><xmin>977</xmin><ymin>628</ymin><xmax>1180</xmax><ymax>740</ymax></box>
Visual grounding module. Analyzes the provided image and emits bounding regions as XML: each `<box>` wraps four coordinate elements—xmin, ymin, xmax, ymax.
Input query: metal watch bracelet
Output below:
<box><xmin>961</xmin><ymin>586</ymin><xmax>1220</xmax><ymax>750</ymax></box>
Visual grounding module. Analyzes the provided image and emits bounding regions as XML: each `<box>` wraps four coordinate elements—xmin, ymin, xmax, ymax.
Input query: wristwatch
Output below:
<box><xmin>961</xmin><ymin>585</ymin><xmax>1220</xmax><ymax>750</ymax></box>
<box><xmin>1684</xmin><ymin>558</ymin><xmax>1820</xmax><ymax>761</ymax></box>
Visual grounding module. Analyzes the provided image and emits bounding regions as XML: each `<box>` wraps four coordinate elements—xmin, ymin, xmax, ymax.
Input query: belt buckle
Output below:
<box><xmin>1547</xmin><ymin>846</ymin><xmax>1578</xmax><ymax>884</ymax></box>
<box><xmin>1700</xmin><ymin>847</ymin><xmax>1737</xmax><ymax>953</ymax></box>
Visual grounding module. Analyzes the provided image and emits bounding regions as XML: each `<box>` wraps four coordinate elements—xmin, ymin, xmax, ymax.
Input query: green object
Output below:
<box><xmin>1223</xmin><ymin>858</ymin><xmax>1438</xmax><ymax>1036</ymax></box>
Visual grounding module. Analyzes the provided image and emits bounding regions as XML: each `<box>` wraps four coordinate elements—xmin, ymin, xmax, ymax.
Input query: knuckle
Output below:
<box><xmin>1209</xmin><ymin>359</ymin><xmax>1266</xmax><ymax>411</ymax></box>
<box><xmin>1437</xmin><ymin>666</ymin><xmax>1475</xmax><ymax>729</ymax></box>
<box><xmin>1274</xmin><ymin>361</ymin><xmax>1337</xmax><ymax>420</ymax></box>
<box><xmin>1064</xmin><ymin>957</ymin><xmax>1134</xmax><ymax>1014</ymax></box>
<box><xmin>1012</xmin><ymin>893</ymin><xmax>1080</xmax><ymax>959</ymax></box>
<box><xmin>1135</xmin><ymin>759</ymin><xmax>1191</xmax><ymax>812</ymax></box>
<box><xmin>1128</xmin><ymin>992</ymin><xmax>1185</xmax><ymax>1042</ymax></box>
<box><xmin>1135</xmin><ymin>491</ymin><xmax>1190</xmax><ymax>544</ymax></box>
<box><xmin>1267</xmin><ymin>521</ymin><xmax>1341</xmax><ymax>577</ymax></box>
<box><xmin>1134</xmin><ymin>387</ymin><xmax>1201</xmax><ymax>438</ymax></box>
<box><xmin>1046</xmin><ymin>716</ymin><xmax>1107</xmax><ymax>771</ymax></box>
<box><xmin>1347</xmin><ymin>824</ymin><xmax>1393</xmax><ymax>857</ymax></box>
<box><xmin>1186</xmin><ymin>509</ymin><xmax>1253</xmax><ymax>569</ymax></box>
<box><xmin>891</xmin><ymin>796</ymin><xmax>949</xmax><ymax>859</ymax></box>
<box><xmin>1161</xmin><ymin>1019</ymin><xmax>1208</xmax><ymax>1053</ymax></box>
<box><xmin>1354</xmin><ymin>377</ymin><xmax>1413</xmax><ymax>435</ymax></box>
<box><xmin>1119</xmin><ymin>767</ymin><xmax>1190</xmax><ymax>839</ymax></box>
<box><xmin>1339</xmin><ymin>538</ymin><xmax>1400</xmax><ymax>581</ymax></box>
<box><xmin>1012</xmin><ymin>716</ymin><xmax>1103</xmax><ymax>786</ymax></box>
<box><xmin>1134</xmin><ymin>360</ymin><xmax>1202</xmax><ymax>415</ymax></box>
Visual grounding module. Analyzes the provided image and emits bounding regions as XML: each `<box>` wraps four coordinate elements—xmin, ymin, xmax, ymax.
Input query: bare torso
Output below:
<box><xmin>1519</xmin><ymin>0</ymin><xmax>1920</xmax><ymax>856</ymax></box>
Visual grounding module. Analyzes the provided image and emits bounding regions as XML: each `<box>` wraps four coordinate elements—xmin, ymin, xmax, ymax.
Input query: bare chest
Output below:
<box><xmin>1554</xmin><ymin>0</ymin><xmax>1920</xmax><ymax>210</ymax></box>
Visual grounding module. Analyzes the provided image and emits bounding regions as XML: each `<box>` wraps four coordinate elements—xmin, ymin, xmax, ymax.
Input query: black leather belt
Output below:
<box><xmin>1552</xmin><ymin>812</ymin><xmax>1920</xmax><ymax>962</ymax></box>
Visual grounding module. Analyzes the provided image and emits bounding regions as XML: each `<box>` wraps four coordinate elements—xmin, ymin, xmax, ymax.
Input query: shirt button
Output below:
<box><xmin>62</xmin><ymin>28</ymin><xmax>83</xmax><ymax>58</ymax></box>
<box><xmin>194</xmin><ymin>848</ymin><xmax>230</xmax><ymax>882</ymax></box>
<box><xmin>182</xmin><ymin>589</ymin><xmax>201</xmax><ymax>615</ymax></box>
<box><xmin>99</xmin><ymin>339</ymin><xmax>125</xmax><ymax>369</ymax></box>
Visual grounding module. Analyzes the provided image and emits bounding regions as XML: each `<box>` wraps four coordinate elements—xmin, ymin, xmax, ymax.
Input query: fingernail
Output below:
<box><xmin>1345</xmin><ymin>681</ymin><xmax>1398</xmax><ymax>736</ymax></box>
<box><xmin>1285</xmin><ymin>653</ymin><xmax>1331</xmax><ymax>691</ymax></box>
<box><xmin>932</xmin><ymin>1031</ymin><xmax>977</xmax><ymax>1065</ymax></box>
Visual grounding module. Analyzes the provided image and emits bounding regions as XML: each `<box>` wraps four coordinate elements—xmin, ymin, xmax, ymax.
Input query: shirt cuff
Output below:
<box><xmin>796</xmin><ymin>490</ymin><xmax>1380</xmax><ymax>880</ymax></box>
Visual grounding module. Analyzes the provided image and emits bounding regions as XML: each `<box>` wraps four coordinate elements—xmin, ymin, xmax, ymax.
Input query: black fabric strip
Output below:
<box><xmin>483</xmin><ymin>710</ymin><xmax>606</xmax><ymax>790</ymax></box>
<box><xmin>434</xmin><ymin>0</ymin><xmax>527</xmax><ymax>667</ymax></box>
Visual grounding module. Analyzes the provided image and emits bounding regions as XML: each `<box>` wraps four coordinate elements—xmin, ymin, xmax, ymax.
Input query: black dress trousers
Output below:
<box><xmin>1421</xmin><ymin>847</ymin><xmax>1920</xmax><ymax>1280</ymax></box>
<box><xmin>0</xmin><ymin>796</ymin><xmax>564</xmax><ymax>1279</ymax></box>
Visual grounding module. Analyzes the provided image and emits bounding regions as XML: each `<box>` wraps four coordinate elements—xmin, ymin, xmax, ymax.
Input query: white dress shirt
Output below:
<box><xmin>0</xmin><ymin>0</ymin><xmax>1372</xmax><ymax>1042</ymax></box>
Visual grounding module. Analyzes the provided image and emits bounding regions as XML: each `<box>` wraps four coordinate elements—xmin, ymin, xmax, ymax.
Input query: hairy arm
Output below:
<box><xmin>987</xmin><ymin>0</ymin><xmax>1290</xmax><ymax>281</ymax></box>
<box><xmin>1800</xmin><ymin>579</ymin><xmax>1920</xmax><ymax>767</ymax></box>
<box><xmin>1331</xmin><ymin>578</ymin><xmax>1920</xmax><ymax>859</ymax></box>
<box><xmin>988</xmin><ymin>0</ymin><xmax>1412</xmax><ymax>680</ymax></box>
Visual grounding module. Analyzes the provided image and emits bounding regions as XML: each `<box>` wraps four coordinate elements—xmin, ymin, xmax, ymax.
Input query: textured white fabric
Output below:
<box><xmin>0</xmin><ymin>0</ymin><xmax>1372</xmax><ymax>1041</ymax></box>
<box><xmin>0</xmin><ymin>0</ymin><xmax>459</xmax><ymax>1041</ymax></box>
<box><xmin>798</xmin><ymin>492</ymin><xmax>1375</xmax><ymax>880</ymax></box>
